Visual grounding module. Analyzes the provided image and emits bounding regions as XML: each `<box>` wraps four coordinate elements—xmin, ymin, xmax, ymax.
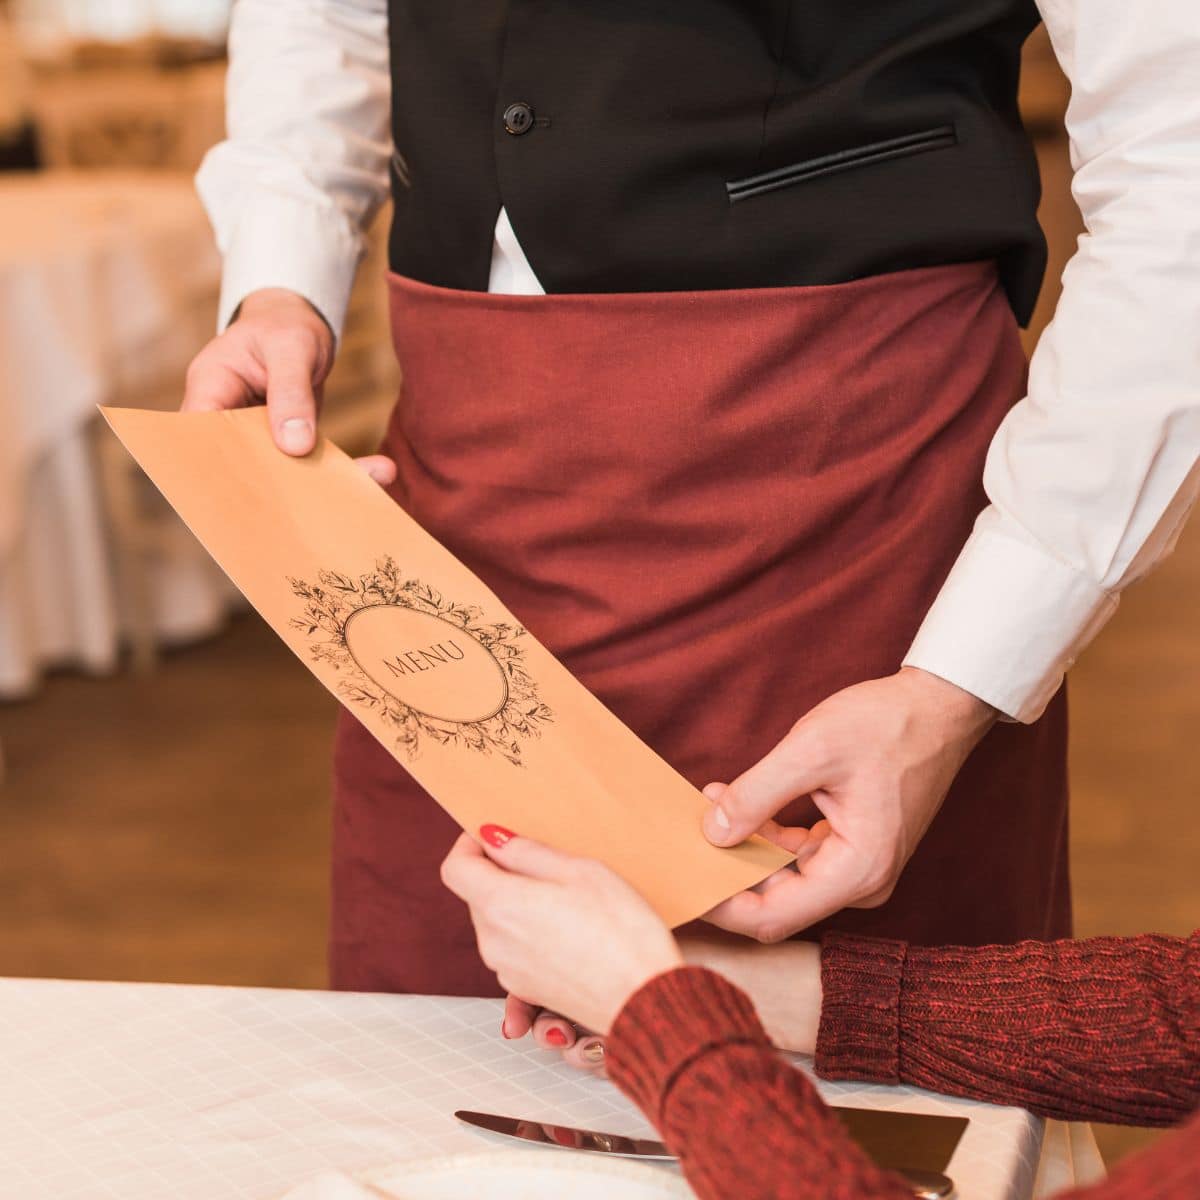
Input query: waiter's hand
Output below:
<box><xmin>702</xmin><ymin>666</ymin><xmax>997</xmax><ymax>942</ymax></box>
<box><xmin>181</xmin><ymin>287</ymin><xmax>396</xmax><ymax>485</ymax></box>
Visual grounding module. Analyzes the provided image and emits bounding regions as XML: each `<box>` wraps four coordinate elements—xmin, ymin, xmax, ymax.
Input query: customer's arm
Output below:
<box><xmin>608</xmin><ymin>963</ymin><xmax>1200</xmax><ymax>1200</ymax></box>
<box><xmin>610</xmin><ymin>967</ymin><xmax>914</xmax><ymax>1200</ymax></box>
<box><xmin>817</xmin><ymin>931</ymin><xmax>1200</xmax><ymax>1126</ymax></box>
<box><xmin>439</xmin><ymin>833</ymin><xmax>1200</xmax><ymax>1200</ymax></box>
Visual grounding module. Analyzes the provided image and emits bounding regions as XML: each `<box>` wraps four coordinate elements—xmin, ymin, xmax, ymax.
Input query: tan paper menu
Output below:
<box><xmin>102</xmin><ymin>407</ymin><xmax>792</xmax><ymax>926</ymax></box>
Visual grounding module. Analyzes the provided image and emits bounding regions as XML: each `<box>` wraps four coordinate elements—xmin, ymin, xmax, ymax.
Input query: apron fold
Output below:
<box><xmin>331</xmin><ymin>263</ymin><xmax>1069</xmax><ymax>995</ymax></box>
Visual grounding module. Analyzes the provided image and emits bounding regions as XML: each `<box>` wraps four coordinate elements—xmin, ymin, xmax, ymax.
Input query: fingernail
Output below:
<box><xmin>545</xmin><ymin>1027</ymin><xmax>568</xmax><ymax>1047</ymax></box>
<box><xmin>501</xmin><ymin>1019</ymin><xmax>513</xmax><ymax>1040</ymax></box>
<box><xmin>581</xmin><ymin>1039</ymin><xmax>606</xmax><ymax>1065</ymax></box>
<box><xmin>712</xmin><ymin>805</ymin><xmax>731</xmax><ymax>832</ymax></box>
<box><xmin>480</xmin><ymin>824</ymin><xmax>516</xmax><ymax>848</ymax></box>
<box><xmin>278</xmin><ymin>417</ymin><xmax>313</xmax><ymax>454</ymax></box>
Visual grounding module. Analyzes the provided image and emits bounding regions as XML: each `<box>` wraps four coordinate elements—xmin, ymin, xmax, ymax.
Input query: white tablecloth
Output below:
<box><xmin>0</xmin><ymin>977</ymin><xmax>1102</xmax><ymax>1200</ymax></box>
<box><xmin>0</xmin><ymin>170</ymin><xmax>236</xmax><ymax>698</ymax></box>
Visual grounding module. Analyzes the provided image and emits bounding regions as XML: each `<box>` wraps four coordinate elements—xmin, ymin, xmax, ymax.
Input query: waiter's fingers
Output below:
<box><xmin>701</xmin><ymin>729</ymin><xmax>831</xmax><ymax>847</ymax></box>
<box><xmin>478</xmin><ymin>825</ymin><xmax>579</xmax><ymax>882</ymax></box>
<box><xmin>352</xmin><ymin>454</ymin><xmax>397</xmax><ymax>487</ymax></box>
<box><xmin>531</xmin><ymin>1010</ymin><xmax>578</xmax><ymax>1052</ymax></box>
<box><xmin>702</xmin><ymin>836</ymin><xmax>863</xmax><ymax>943</ymax></box>
<box><xmin>182</xmin><ymin>352</ymin><xmax>256</xmax><ymax>413</ymax></box>
<box><xmin>748</xmin><ymin>865</ymin><xmax>797</xmax><ymax>895</ymax></box>
<box><xmin>762</xmin><ymin>817</ymin><xmax>834</xmax><ymax>866</ymax></box>
<box><xmin>704</xmin><ymin>784</ymin><xmax>815</xmax><ymax>860</ymax></box>
<box><xmin>753</xmin><ymin>815</ymin><xmax>821</xmax><ymax>859</ymax></box>
<box><xmin>261</xmin><ymin>341</ymin><xmax>321</xmax><ymax>456</ymax></box>
<box><xmin>738</xmin><ymin>826</ymin><xmax>832</xmax><ymax>904</ymax></box>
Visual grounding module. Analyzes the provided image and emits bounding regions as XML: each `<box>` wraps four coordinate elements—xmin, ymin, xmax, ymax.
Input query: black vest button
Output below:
<box><xmin>502</xmin><ymin>102</ymin><xmax>535</xmax><ymax>136</ymax></box>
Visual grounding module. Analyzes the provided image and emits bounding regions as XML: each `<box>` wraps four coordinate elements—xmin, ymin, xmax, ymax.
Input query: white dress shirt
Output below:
<box><xmin>196</xmin><ymin>0</ymin><xmax>1200</xmax><ymax>723</ymax></box>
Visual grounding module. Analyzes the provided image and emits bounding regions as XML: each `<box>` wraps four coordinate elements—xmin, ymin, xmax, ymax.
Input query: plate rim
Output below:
<box><xmin>359</xmin><ymin>1146</ymin><xmax>691</xmax><ymax>1197</ymax></box>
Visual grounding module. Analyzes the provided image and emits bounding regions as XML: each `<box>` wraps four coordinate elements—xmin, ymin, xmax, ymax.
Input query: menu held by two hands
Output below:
<box><xmin>101</xmin><ymin>406</ymin><xmax>792</xmax><ymax>927</ymax></box>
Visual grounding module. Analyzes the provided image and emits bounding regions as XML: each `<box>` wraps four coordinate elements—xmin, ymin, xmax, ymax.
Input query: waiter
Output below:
<box><xmin>186</xmin><ymin>2</ymin><xmax>1199</xmax><ymax>995</ymax></box>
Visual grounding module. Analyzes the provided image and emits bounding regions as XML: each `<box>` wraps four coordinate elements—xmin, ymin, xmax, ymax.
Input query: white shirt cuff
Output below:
<box><xmin>902</xmin><ymin>523</ymin><xmax>1119</xmax><ymax>723</ymax></box>
<box><xmin>200</xmin><ymin>178</ymin><xmax>364</xmax><ymax>341</ymax></box>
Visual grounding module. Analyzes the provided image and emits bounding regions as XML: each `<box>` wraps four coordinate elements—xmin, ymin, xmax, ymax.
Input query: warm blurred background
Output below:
<box><xmin>0</xmin><ymin>6</ymin><xmax>1195</xmax><ymax>1170</ymax></box>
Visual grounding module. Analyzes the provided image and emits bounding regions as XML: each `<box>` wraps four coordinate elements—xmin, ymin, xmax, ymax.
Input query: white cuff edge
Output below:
<box><xmin>903</xmin><ymin>526</ymin><xmax>1119</xmax><ymax>723</ymax></box>
<box><xmin>201</xmin><ymin>181</ymin><xmax>364</xmax><ymax>341</ymax></box>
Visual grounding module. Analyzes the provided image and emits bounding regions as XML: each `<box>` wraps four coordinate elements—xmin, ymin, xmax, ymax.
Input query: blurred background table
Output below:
<box><xmin>0</xmin><ymin>116</ymin><xmax>394</xmax><ymax>706</ymax></box>
<box><xmin>0</xmin><ymin>169</ymin><xmax>235</xmax><ymax>698</ymax></box>
<box><xmin>0</xmin><ymin>976</ymin><xmax>1103</xmax><ymax>1200</ymax></box>
<box><xmin>0</xmin><ymin>22</ymin><xmax>397</xmax><ymax>707</ymax></box>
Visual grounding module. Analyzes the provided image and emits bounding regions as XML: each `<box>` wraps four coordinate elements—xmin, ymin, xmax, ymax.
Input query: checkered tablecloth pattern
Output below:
<box><xmin>0</xmin><ymin>977</ymin><xmax>1048</xmax><ymax>1200</ymax></box>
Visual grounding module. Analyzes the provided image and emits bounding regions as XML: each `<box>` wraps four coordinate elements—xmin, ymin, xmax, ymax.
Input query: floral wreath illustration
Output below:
<box><xmin>288</xmin><ymin>557</ymin><xmax>553</xmax><ymax>766</ymax></box>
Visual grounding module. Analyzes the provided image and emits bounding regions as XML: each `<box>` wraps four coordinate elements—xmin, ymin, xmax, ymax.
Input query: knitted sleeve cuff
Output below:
<box><xmin>815</xmin><ymin>934</ymin><xmax>907</xmax><ymax>1083</ymax></box>
<box><xmin>607</xmin><ymin>965</ymin><xmax>771</xmax><ymax>1125</ymax></box>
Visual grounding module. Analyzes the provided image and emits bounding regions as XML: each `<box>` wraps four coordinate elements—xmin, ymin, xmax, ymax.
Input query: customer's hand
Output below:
<box><xmin>702</xmin><ymin>666</ymin><xmax>996</xmax><ymax>942</ymax></box>
<box><xmin>440</xmin><ymin>828</ymin><xmax>682</xmax><ymax>1050</ymax></box>
<box><xmin>499</xmin><ymin>998</ymin><xmax>610</xmax><ymax>1074</ymax></box>
<box><xmin>181</xmin><ymin>287</ymin><xmax>395</xmax><ymax>484</ymax></box>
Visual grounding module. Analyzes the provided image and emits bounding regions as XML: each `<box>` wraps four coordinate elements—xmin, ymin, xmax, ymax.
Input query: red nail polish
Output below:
<box><xmin>480</xmin><ymin>824</ymin><xmax>516</xmax><ymax>848</ymax></box>
<box><xmin>545</xmin><ymin>1027</ymin><xmax>568</xmax><ymax>1047</ymax></box>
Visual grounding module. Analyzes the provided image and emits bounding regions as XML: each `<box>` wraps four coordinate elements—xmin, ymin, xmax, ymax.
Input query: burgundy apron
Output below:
<box><xmin>330</xmin><ymin>262</ymin><xmax>1070</xmax><ymax>995</ymax></box>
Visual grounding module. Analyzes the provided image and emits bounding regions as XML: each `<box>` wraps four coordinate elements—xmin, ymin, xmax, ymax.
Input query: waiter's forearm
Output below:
<box><xmin>195</xmin><ymin>0</ymin><xmax>392</xmax><ymax>340</ymax></box>
<box><xmin>904</xmin><ymin>0</ymin><xmax>1200</xmax><ymax>723</ymax></box>
<box><xmin>816</xmin><ymin>931</ymin><xmax>1200</xmax><ymax>1126</ymax></box>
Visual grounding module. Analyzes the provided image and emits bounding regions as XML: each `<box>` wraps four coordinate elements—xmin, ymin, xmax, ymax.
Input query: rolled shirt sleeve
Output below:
<box><xmin>195</xmin><ymin>0</ymin><xmax>392</xmax><ymax>340</ymax></box>
<box><xmin>905</xmin><ymin>0</ymin><xmax>1200</xmax><ymax>722</ymax></box>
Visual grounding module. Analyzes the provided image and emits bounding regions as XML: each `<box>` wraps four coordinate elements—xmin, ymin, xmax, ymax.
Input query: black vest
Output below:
<box><xmin>386</xmin><ymin>2</ymin><xmax>1046</xmax><ymax>324</ymax></box>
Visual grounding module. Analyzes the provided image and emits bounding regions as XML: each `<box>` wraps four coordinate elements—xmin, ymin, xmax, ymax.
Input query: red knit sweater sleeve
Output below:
<box><xmin>815</xmin><ymin>931</ymin><xmax>1200</xmax><ymax>1125</ymax></box>
<box><xmin>607</xmin><ymin>966</ymin><xmax>914</xmax><ymax>1200</ymax></box>
<box><xmin>606</xmin><ymin>964</ymin><xmax>1200</xmax><ymax>1200</ymax></box>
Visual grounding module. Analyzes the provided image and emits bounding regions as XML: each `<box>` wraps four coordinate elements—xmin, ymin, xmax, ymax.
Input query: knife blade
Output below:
<box><xmin>456</xmin><ymin>1108</ymin><xmax>674</xmax><ymax>1159</ymax></box>
<box><xmin>454</xmin><ymin>1109</ymin><xmax>957</xmax><ymax>1198</ymax></box>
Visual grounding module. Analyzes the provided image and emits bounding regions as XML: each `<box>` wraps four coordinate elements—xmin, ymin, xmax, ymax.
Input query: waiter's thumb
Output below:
<box><xmin>702</xmin><ymin>740</ymin><xmax>826</xmax><ymax>848</ymax></box>
<box><xmin>263</xmin><ymin>343</ymin><xmax>320</xmax><ymax>457</ymax></box>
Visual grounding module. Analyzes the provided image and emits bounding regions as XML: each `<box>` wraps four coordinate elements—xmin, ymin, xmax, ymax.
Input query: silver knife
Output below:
<box><xmin>453</xmin><ymin>1109</ymin><xmax>956</xmax><ymax>1198</ymax></box>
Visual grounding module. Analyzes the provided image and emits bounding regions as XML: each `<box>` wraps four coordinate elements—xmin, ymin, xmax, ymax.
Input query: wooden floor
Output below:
<box><xmin>1</xmin><ymin>134</ymin><xmax>1196</xmax><ymax>1170</ymax></box>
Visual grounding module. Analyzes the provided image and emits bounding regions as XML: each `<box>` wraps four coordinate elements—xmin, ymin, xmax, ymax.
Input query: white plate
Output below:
<box><xmin>363</xmin><ymin>1149</ymin><xmax>693</xmax><ymax>1200</ymax></box>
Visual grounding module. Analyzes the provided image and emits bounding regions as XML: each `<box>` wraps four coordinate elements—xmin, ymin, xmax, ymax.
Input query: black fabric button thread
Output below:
<box><xmin>502</xmin><ymin>102</ymin><xmax>535</xmax><ymax>136</ymax></box>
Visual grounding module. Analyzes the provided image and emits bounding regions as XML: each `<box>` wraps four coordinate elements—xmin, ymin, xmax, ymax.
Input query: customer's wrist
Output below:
<box><xmin>680</xmin><ymin>934</ymin><xmax>822</xmax><ymax>1054</ymax></box>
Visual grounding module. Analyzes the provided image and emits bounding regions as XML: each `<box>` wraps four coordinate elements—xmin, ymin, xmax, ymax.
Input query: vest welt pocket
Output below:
<box><xmin>727</xmin><ymin>124</ymin><xmax>957</xmax><ymax>203</ymax></box>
